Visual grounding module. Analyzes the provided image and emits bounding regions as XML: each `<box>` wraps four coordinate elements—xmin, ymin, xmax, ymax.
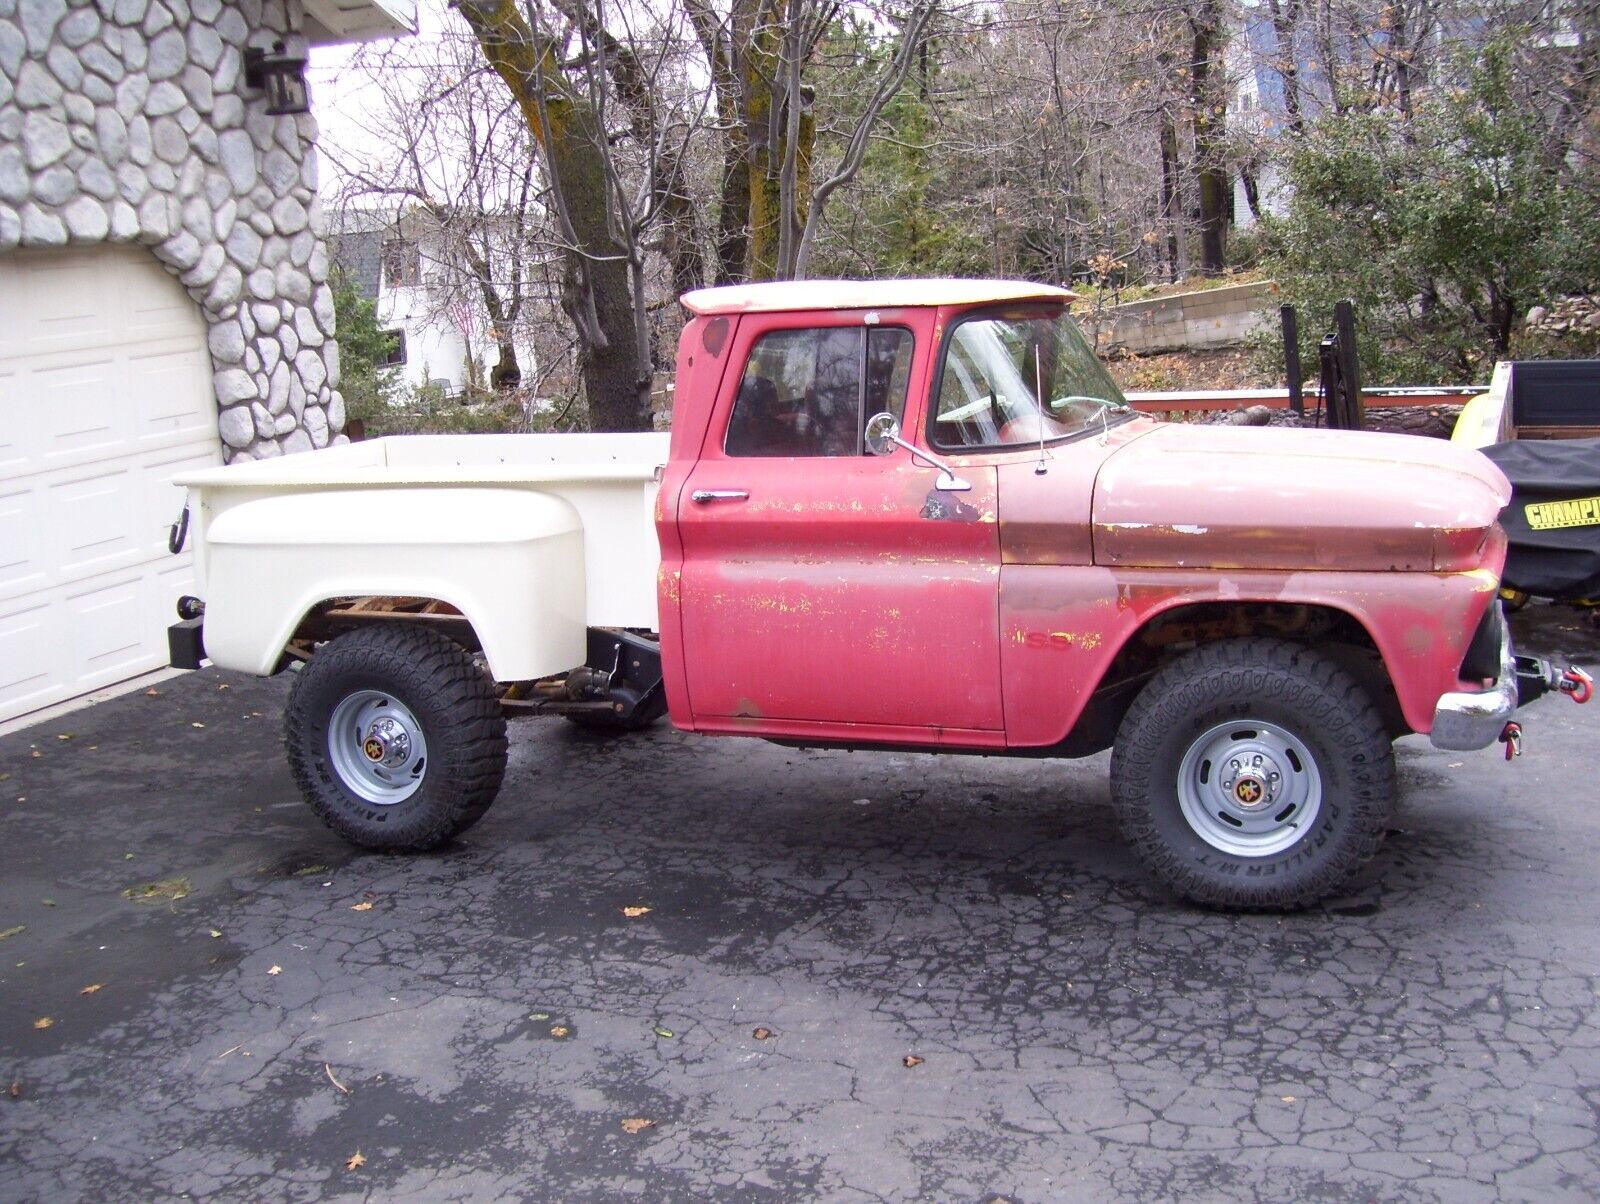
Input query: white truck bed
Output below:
<box><xmin>176</xmin><ymin>432</ymin><xmax>670</xmax><ymax>681</ymax></box>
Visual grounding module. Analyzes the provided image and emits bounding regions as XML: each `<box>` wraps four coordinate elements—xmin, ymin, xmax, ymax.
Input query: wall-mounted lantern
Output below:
<box><xmin>244</xmin><ymin>40</ymin><xmax>311</xmax><ymax>115</ymax></box>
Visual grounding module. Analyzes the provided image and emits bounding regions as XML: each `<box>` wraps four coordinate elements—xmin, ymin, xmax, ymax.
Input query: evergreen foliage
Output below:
<box><xmin>1262</xmin><ymin>40</ymin><xmax>1600</xmax><ymax>384</ymax></box>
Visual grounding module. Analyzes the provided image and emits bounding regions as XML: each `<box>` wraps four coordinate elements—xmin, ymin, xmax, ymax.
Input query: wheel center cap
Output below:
<box><xmin>1234</xmin><ymin>775</ymin><xmax>1267</xmax><ymax>807</ymax></box>
<box><xmin>361</xmin><ymin>718</ymin><xmax>411</xmax><ymax>768</ymax></box>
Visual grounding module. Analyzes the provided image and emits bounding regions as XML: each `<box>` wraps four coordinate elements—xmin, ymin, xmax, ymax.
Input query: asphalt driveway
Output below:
<box><xmin>2</xmin><ymin>606</ymin><xmax>1599</xmax><ymax>1202</ymax></box>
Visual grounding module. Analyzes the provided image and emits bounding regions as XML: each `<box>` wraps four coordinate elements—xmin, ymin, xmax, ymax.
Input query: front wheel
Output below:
<box><xmin>285</xmin><ymin>624</ymin><xmax>508</xmax><ymax>851</ymax></box>
<box><xmin>1109</xmin><ymin>638</ymin><xmax>1396</xmax><ymax>910</ymax></box>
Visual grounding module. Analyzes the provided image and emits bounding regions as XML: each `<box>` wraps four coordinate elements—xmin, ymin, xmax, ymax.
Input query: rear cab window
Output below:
<box><xmin>725</xmin><ymin>327</ymin><xmax>914</xmax><ymax>458</ymax></box>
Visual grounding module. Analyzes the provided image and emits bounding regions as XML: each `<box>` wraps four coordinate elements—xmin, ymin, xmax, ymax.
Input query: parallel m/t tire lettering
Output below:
<box><xmin>1109</xmin><ymin>638</ymin><xmax>1396</xmax><ymax>910</ymax></box>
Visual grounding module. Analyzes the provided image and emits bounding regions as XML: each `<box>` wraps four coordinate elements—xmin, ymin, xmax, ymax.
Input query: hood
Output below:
<box><xmin>1093</xmin><ymin>424</ymin><xmax>1512</xmax><ymax>572</ymax></box>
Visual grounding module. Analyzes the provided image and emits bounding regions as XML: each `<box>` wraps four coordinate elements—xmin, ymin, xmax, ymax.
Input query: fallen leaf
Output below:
<box><xmin>550</xmin><ymin>1025</ymin><xmax>569</xmax><ymax>1038</ymax></box>
<box><xmin>217</xmin><ymin>683</ymin><xmax>230</xmax><ymax>691</ymax></box>
<box><xmin>208</xmin><ymin>929</ymin><xmax>223</xmax><ymax>939</ymax></box>
<box><xmin>33</xmin><ymin>1017</ymin><xmax>52</xmax><ymax>1030</ymax></box>
<box><xmin>294</xmin><ymin>864</ymin><xmax>329</xmax><ymax>877</ymax></box>
<box><xmin>653</xmin><ymin>1025</ymin><xmax>675</xmax><ymax>1039</ymax></box>
<box><xmin>752</xmin><ymin>1027</ymin><xmax>773</xmax><ymax>1041</ymax></box>
<box><xmin>190</xmin><ymin>722</ymin><xmax>205</xmax><ymax>729</ymax></box>
<box><xmin>346</xmin><ymin>1151</ymin><xmax>366</xmax><ymax>1171</ymax></box>
<box><xmin>124</xmin><ymin>852</ymin><xmax>135</xmax><ymax>860</ymax></box>
<box><xmin>902</xmin><ymin>1055</ymin><xmax>924</xmax><ymax>1068</ymax></box>
<box><xmin>56</xmin><ymin>733</ymin><xmax>73</xmax><ymax>741</ymax></box>
<box><xmin>350</xmin><ymin>902</ymin><xmax>373</xmax><ymax>912</ymax></box>
<box><xmin>30</xmin><ymin>750</ymin><xmax>41</xmax><ymax>758</ymax></box>
<box><xmin>144</xmin><ymin>688</ymin><xmax>161</xmax><ymax>697</ymax></box>
<box><xmin>267</xmin><ymin>964</ymin><xmax>282</xmax><ymax>976</ymax></box>
<box><xmin>8</xmin><ymin>1079</ymin><xmax>19</xmax><ymax>1099</ymax></box>
<box><xmin>621</xmin><ymin>1118</ymin><xmax>656</xmax><ymax>1135</ymax></box>
<box><xmin>622</xmin><ymin>906</ymin><xmax>652</xmax><ymax>918</ymax></box>
<box><xmin>122</xmin><ymin>878</ymin><xmax>191</xmax><ymax>903</ymax></box>
<box><xmin>79</xmin><ymin>984</ymin><xmax>104</xmax><ymax>995</ymax></box>
<box><xmin>0</xmin><ymin>926</ymin><xmax>23</xmax><ymax>942</ymax></box>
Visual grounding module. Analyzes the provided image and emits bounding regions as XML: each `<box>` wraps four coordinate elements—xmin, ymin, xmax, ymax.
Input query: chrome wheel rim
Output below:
<box><xmin>327</xmin><ymin>690</ymin><xmax>428</xmax><ymax>805</ymax></box>
<box><xmin>1176</xmin><ymin>719</ymin><xmax>1322</xmax><ymax>857</ymax></box>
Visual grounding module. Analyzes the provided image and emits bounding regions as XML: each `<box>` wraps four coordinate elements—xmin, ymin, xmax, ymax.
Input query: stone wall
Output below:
<box><xmin>1082</xmin><ymin>280</ymin><xmax>1279</xmax><ymax>356</ymax></box>
<box><xmin>0</xmin><ymin>0</ymin><xmax>343</xmax><ymax>460</ymax></box>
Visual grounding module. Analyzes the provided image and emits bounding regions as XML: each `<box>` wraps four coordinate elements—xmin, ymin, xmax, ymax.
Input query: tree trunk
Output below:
<box><xmin>1189</xmin><ymin>0</ymin><xmax>1230</xmax><ymax>275</ymax></box>
<box><xmin>551</xmin><ymin>99</ymin><xmax>650</xmax><ymax>429</ymax></box>
<box><xmin>490</xmin><ymin>341</ymin><xmax>522</xmax><ymax>391</ymax></box>
<box><xmin>1240</xmin><ymin>165</ymin><xmax>1263</xmax><ymax>222</ymax></box>
<box><xmin>742</xmin><ymin>10</ymin><xmax>813</xmax><ymax>281</ymax></box>
<box><xmin>1158</xmin><ymin>107</ymin><xmax>1184</xmax><ymax>281</ymax></box>
<box><xmin>455</xmin><ymin>0</ymin><xmax>650</xmax><ymax>431</ymax></box>
<box><xmin>1266</xmin><ymin>0</ymin><xmax>1305</xmax><ymax>135</ymax></box>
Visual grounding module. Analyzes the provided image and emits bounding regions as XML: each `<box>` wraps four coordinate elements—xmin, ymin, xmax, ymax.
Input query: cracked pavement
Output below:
<box><xmin>2</xmin><ymin>606</ymin><xmax>1599</xmax><ymax>1201</ymax></box>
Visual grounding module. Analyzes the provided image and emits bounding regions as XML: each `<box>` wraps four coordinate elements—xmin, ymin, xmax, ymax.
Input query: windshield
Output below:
<box><xmin>930</xmin><ymin>308</ymin><xmax>1129</xmax><ymax>450</ymax></box>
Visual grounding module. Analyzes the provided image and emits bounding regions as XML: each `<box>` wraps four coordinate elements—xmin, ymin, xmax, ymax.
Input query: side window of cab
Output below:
<box><xmin>725</xmin><ymin>327</ymin><xmax>914</xmax><ymax>458</ymax></box>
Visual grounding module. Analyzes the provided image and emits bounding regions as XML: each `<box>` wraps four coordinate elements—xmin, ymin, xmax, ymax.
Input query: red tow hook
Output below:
<box><xmin>1559</xmin><ymin>667</ymin><xmax>1594</xmax><ymax>705</ymax></box>
<box><xmin>1500</xmin><ymin>721</ymin><xmax>1523</xmax><ymax>761</ymax></box>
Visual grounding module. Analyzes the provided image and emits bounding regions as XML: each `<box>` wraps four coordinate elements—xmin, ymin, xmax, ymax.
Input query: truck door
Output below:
<box><xmin>671</xmin><ymin>310</ymin><xmax>1005</xmax><ymax>742</ymax></box>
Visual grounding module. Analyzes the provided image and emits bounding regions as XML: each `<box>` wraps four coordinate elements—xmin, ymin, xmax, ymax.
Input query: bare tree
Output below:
<box><xmin>325</xmin><ymin>28</ymin><xmax>547</xmax><ymax>391</ymax></box>
<box><xmin>685</xmin><ymin>0</ymin><xmax>939</xmax><ymax>281</ymax></box>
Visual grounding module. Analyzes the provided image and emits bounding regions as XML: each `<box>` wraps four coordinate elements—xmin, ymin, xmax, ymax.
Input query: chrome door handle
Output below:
<box><xmin>690</xmin><ymin>489</ymin><xmax>750</xmax><ymax>503</ymax></box>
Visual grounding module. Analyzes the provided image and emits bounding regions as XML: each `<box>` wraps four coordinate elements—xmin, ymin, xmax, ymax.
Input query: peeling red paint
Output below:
<box><xmin>657</xmin><ymin>291</ymin><xmax>1513</xmax><ymax>752</ymax></box>
<box><xmin>1092</xmin><ymin>425</ymin><xmax>1510</xmax><ymax>572</ymax></box>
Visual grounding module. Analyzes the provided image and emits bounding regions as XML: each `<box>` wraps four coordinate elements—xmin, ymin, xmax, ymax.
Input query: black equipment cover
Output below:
<box><xmin>1482</xmin><ymin>438</ymin><xmax>1600</xmax><ymax>600</ymax></box>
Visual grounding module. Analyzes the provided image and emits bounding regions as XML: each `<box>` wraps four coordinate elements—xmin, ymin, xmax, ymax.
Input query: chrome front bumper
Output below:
<box><xmin>1430</xmin><ymin>625</ymin><xmax>1519</xmax><ymax>751</ymax></box>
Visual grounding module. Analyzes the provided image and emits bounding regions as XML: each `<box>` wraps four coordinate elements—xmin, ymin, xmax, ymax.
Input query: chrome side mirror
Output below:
<box><xmin>864</xmin><ymin>411</ymin><xmax>973</xmax><ymax>492</ymax></box>
<box><xmin>865</xmin><ymin>411</ymin><xmax>900</xmax><ymax>457</ymax></box>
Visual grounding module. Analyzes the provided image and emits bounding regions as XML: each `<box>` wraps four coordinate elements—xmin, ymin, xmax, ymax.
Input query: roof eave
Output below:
<box><xmin>302</xmin><ymin>0</ymin><xmax>417</xmax><ymax>46</ymax></box>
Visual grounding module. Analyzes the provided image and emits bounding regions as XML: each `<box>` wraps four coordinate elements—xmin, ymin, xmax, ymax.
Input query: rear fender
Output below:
<box><xmin>198</xmin><ymin>487</ymin><xmax>587</xmax><ymax>680</ymax></box>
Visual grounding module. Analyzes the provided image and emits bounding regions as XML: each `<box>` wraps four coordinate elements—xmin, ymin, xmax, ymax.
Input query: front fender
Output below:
<box><xmin>198</xmin><ymin>486</ymin><xmax>586</xmax><ymax>680</ymax></box>
<box><xmin>999</xmin><ymin>554</ymin><xmax>1504</xmax><ymax>747</ymax></box>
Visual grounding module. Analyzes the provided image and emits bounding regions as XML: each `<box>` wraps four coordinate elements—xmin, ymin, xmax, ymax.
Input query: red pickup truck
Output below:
<box><xmin>171</xmin><ymin>279</ymin><xmax>1590</xmax><ymax>909</ymax></box>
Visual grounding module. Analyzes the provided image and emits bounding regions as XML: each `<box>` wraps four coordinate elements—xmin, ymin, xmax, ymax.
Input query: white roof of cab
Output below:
<box><xmin>680</xmin><ymin>278</ymin><xmax>1077</xmax><ymax>316</ymax></box>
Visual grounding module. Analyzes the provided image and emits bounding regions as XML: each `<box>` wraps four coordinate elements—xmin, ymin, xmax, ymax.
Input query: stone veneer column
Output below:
<box><xmin>0</xmin><ymin>0</ymin><xmax>345</xmax><ymax>460</ymax></box>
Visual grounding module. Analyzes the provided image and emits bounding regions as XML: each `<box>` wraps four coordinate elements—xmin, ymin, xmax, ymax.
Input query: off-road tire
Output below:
<box><xmin>285</xmin><ymin>624</ymin><xmax>508</xmax><ymax>851</ymax></box>
<box><xmin>1109</xmin><ymin>638</ymin><xmax>1396</xmax><ymax>910</ymax></box>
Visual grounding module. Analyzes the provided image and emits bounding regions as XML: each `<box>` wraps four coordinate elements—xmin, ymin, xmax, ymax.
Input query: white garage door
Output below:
<box><xmin>0</xmin><ymin>246</ymin><xmax>223</xmax><ymax>724</ymax></box>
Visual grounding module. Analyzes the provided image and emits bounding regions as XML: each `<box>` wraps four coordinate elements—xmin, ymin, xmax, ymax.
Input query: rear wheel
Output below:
<box><xmin>285</xmin><ymin>624</ymin><xmax>508</xmax><ymax>851</ymax></box>
<box><xmin>1109</xmin><ymin>638</ymin><xmax>1396</xmax><ymax>909</ymax></box>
